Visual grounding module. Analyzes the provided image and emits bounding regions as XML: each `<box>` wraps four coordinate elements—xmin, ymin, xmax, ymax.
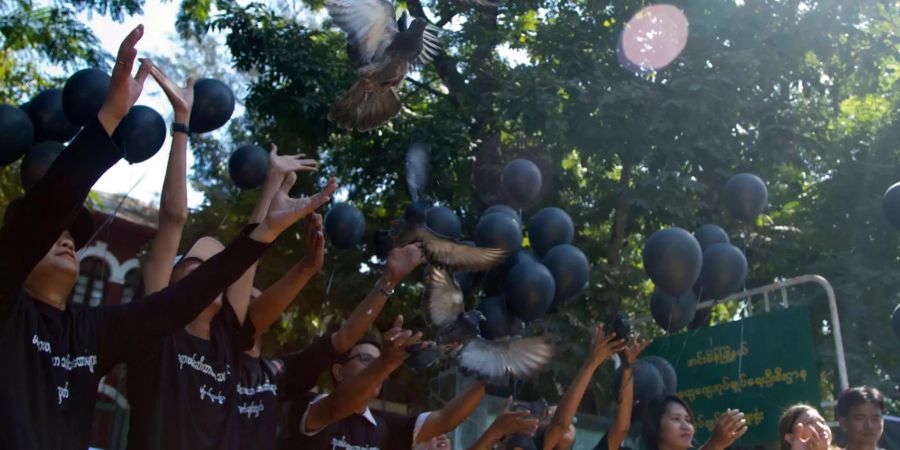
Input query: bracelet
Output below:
<box><xmin>171</xmin><ymin>122</ymin><xmax>190</xmax><ymax>136</ymax></box>
<box><xmin>376</xmin><ymin>277</ymin><xmax>395</xmax><ymax>297</ymax></box>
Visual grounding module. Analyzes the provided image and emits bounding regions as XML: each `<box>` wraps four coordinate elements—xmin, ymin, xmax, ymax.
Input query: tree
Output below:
<box><xmin>177</xmin><ymin>0</ymin><xmax>900</xmax><ymax>415</ymax></box>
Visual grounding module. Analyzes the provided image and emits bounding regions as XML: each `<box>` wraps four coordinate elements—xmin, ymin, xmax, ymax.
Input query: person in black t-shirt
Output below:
<box><xmin>283</xmin><ymin>317</ymin><xmax>487</xmax><ymax>450</ymax></box>
<box><xmin>0</xmin><ymin>26</ymin><xmax>338</xmax><ymax>450</ymax></box>
<box><xmin>125</xmin><ymin>62</ymin><xmax>332</xmax><ymax>450</ymax></box>
<box><xmin>238</xmin><ymin>235</ymin><xmax>426</xmax><ymax>450</ymax></box>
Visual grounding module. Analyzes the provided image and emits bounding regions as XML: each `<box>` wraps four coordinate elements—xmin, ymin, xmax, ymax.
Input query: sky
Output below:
<box><xmin>80</xmin><ymin>0</ymin><xmax>208</xmax><ymax>208</ymax></box>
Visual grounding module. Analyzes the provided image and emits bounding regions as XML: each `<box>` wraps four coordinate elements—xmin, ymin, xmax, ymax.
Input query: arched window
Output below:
<box><xmin>73</xmin><ymin>257</ymin><xmax>109</xmax><ymax>306</ymax></box>
<box><xmin>121</xmin><ymin>268</ymin><xmax>143</xmax><ymax>304</ymax></box>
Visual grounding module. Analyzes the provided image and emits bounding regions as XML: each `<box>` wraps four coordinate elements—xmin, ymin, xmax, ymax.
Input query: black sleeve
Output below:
<box><xmin>94</xmin><ymin>229</ymin><xmax>270</xmax><ymax>371</ymax></box>
<box><xmin>215</xmin><ymin>296</ymin><xmax>255</xmax><ymax>355</ymax></box>
<box><xmin>593</xmin><ymin>433</ymin><xmax>611</xmax><ymax>450</ymax></box>
<box><xmin>383</xmin><ymin>411</ymin><xmax>418</xmax><ymax>449</ymax></box>
<box><xmin>0</xmin><ymin>119</ymin><xmax>122</xmax><ymax>315</ymax></box>
<box><xmin>281</xmin><ymin>392</ymin><xmax>332</xmax><ymax>448</ymax></box>
<box><xmin>275</xmin><ymin>332</ymin><xmax>346</xmax><ymax>399</ymax></box>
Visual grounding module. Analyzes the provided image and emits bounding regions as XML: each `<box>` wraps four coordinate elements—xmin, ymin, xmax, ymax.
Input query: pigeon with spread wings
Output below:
<box><xmin>325</xmin><ymin>0</ymin><xmax>440</xmax><ymax>132</ymax></box>
<box><xmin>391</xmin><ymin>203</ymin><xmax>509</xmax><ymax>272</ymax></box>
<box><xmin>423</xmin><ymin>266</ymin><xmax>555</xmax><ymax>383</ymax></box>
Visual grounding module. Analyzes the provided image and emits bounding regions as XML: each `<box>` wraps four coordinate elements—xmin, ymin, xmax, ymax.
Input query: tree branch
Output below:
<box><xmin>405</xmin><ymin>76</ymin><xmax>448</xmax><ymax>98</ymax></box>
<box><xmin>407</xmin><ymin>0</ymin><xmax>467</xmax><ymax>106</ymax></box>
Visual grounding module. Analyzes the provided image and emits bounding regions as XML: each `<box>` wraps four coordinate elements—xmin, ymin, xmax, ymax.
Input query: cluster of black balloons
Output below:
<box><xmin>643</xmin><ymin>173</ymin><xmax>765</xmax><ymax>333</ymax></box>
<box><xmin>613</xmin><ymin>355</ymin><xmax>678</xmax><ymax>420</ymax></box>
<box><xmin>0</xmin><ymin>68</ymin><xmax>235</xmax><ymax>191</ymax></box>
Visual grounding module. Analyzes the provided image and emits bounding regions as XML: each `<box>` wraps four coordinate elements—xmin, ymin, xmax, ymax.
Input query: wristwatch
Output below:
<box><xmin>171</xmin><ymin>122</ymin><xmax>190</xmax><ymax>136</ymax></box>
<box><xmin>376</xmin><ymin>277</ymin><xmax>395</xmax><ymax>297</ymax></box>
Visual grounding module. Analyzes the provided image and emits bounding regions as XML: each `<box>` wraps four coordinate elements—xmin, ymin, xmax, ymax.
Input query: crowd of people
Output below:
<box><xmin>0</xmin><ymin>26</ymin><xmax>891</xmax><ymax>450</ymax></box>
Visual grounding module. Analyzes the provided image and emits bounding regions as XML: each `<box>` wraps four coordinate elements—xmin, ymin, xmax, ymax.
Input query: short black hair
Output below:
<box><xmin>339</xmin><ymin>335</ymin><xmax>381</xmax><ymax>363</ymax></box>
<box><xmin>641</xmin><ymin>395</ymin><xmax>695</xmax><ymax>450</ymax></box>
<box><xmin>837</xmin><ymin>386</ymin><xmax>885</xmax><ymax>418</ymax></box>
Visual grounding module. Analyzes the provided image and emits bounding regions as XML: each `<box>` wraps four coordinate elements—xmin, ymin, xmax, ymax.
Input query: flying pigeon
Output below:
<box><xmin>391</xmin><ymin>203</ymin><xmax>509</xmax><ymax>272</ymax></box>
<box><xmin>423</xmin><ymin>266</ymin><xmax>555</xmax><ymax>382</ymax></box>
<box><xmin>325</xmin><ymin>0</ymin><xmax>441</xmax><ymax>132</ymax></box>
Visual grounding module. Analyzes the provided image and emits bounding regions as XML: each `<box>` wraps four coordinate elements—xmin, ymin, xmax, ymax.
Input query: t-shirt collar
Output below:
<box><xmin>359</xmin><ymin>407</ymin><xmax>377</xmax><ymax>426</ymax></box>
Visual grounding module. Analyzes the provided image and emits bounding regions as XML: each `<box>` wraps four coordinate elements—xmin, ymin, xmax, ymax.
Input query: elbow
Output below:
<box><xmin>160</xmin><ymin>208</ymin><xmax>188</xmax><ymax>226</ymax></box>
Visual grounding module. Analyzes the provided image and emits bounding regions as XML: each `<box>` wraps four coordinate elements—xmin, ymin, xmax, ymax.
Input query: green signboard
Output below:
<box><xmin>643</xmin><ymin>306</ymin><xmax>820</xmax><ymax>446</ymax></box>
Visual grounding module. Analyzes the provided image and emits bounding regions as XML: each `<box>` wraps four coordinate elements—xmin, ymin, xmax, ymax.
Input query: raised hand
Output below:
<box><xmin>381</xmin><ymin>315</ymin><xmax>423</xmax><ymax>367</ymax></box>
<box><xmin>268</xmin><ymin>144</ymin><xmax>318</xmax><ymax>179</ymax></box>
<box><xmin>147</xmin><ymin>61</ymin><xmax>194</xmax><ymax>121</ymax></box>
<box><xmin>586</xmin><ymin>325</ymin><xmax>627</xmax><ymax>368</ymax></box>
<box><xmin>491</xmin><ymin>397</ymin><xmax>540</xmax><ymax>437</ymax></box>
<box><xmin>251</xmin><ymin>177</ymin><xmax>338</xmax><ymax>244</ymax></box>
<box><xmin>623</xmin><ymin>333</ymin><xmax>650</xmax><ymax>367</ymax></box>
<box><xmin>300</xmin><ymin>213</ymin><xmax>325</xmax><ymax>272</ymax></box>
<box><xmin>98</xmin><ymin>25</ymin><xmax>152</xmax><ymax>135</ymax></box>
<box><xmin>789</xmin><ymin>422</ymin><xmax>829</xmax><ymax>450</ymax></box>
<box><xmin>707</xmin><ymin>409</ymin><xmax>749</xmax><ymax>450</ymax></box>
<box><xmin>382</xmin><ymin>243</ymin><xmax>426</xmax><ymax>287</ymax></box>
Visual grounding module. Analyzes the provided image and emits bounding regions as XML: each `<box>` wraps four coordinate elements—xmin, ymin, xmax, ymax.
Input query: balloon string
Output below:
<box><xmin>84</xmin><ymin>167</ymin><xmax>152</xmax><ymax>248</ymax></box>
<box><xmin>325</xmin><ymin>266</ymin><xmax>336</xmax><ymax>296</ymax></box>
<box><xmin>217</xmin><ymin>188</ymin><xmax>242</xmax><ymax>230</ymax></box>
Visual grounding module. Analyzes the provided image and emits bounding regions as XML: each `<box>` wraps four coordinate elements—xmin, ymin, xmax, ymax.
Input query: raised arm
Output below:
<box><xmin>142</xmin><ymin>63</ymin><xmax>193</xmax><ymax>295</ymax></box>
<box><xmin>303</xmin><ymin>316</ymin><xmax>421</xmax><ymax>432</ymax></box>
<box><xmin>99</xmin><ymin>178</ymin><xmax>338</xmax><ymax>369</ymax></box>
<box><xmin>605</xmin><ymin>336</ymin><xmax>649</xmax><ymax>450</ymax></box>
<box><xmin>416</xmin><ymin>382</ymin><xmax>486</xmax><ymax>444</ymax></box>
<box><xmin>227</xmin><ymin>146</ymin><xmax>319</xmax><ymax>324</ymax></box>
<box><xmin>0</xmin><ymin>26</ymin><xmax>149</xmax><ymax>308</ymax></box>
<box><xmin>698</xmin><ymin>409</ymin><xmax>749</xmax><ymax>450</ymax></box>
<box><xmin>330</xmin><ymin>244</ymin><xmax>425</xmax><ymax>354</ymax></box>
<box><xmin>542</xmin><ymin>325</ymin><xmax>626</xmax><ymax>450</ymax></box>
<box><xmin>468</xmin><ymin>398</ymin><xmax>540</xmax><ymax>450</ymax></box>
<box><xmin>248</xmin><ymin>212</ymin><xmax>323</xmax><ymax>337</ymax></box>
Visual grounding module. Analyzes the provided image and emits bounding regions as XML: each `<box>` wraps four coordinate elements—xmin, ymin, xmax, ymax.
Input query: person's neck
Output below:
<box><xmin>659</xmin><ymin>443</ymin><xmax>688</xmax><ymax>450</ymax></box>
<box><xmin>846</xmin><ymin>441</ymin><xmax>878</xmax><ymax>450</ymax></box>
<box><xmin>184</xmin><ymin>316</ymin><xmax>213</xmax><ymax>340</ymax></box>
<box><xmin>24</xmin><ymin>281</ymin><xmax>73</xmax><ymax>311</ymax></box>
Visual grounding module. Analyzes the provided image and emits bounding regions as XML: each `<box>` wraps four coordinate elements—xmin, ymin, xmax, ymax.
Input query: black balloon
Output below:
<box><xmin>694</xmin><ymin>224</ymin><xmax>730</xmax><ymax>252</ymax></box>
<box><xmin>20</xmin><ymin>141</ymin><xmax>65</xmax><ymax>191</ymax></box>
<box><xmin>62</xmin><ymin>69</ymin><xmax>110</xmax><ymax>126</ymax></box>
<box><xmin>190</xmin><ymin>78</ymin><xmax>235</xmax><ymax>133</ymax></box>
<box><xmin>476</xmin><ymin>296</ymin><xmax>514</xmax><ymax>340</ymax></box>
<box><xmin>724</xmin><ymin>173</ymin><xmax>768</xmax><ymax>223</ymax></box>
<box><xmin>642</xmin><ymin>228</ymin><xmax>703</xmax><ymax>297</ymax></box>
<box><xmin>528</xmin><ymin>207</ymin><xmax>575</xmax><ymax>257</ymax></box>
<box><xmin>483</xmin><ymin>204</ymin><xmax>520</xmax><ymax>223</ymax></box>
<box><xmin>116</xmin><ymin>106</ymin><xmax>166</xmax><ymax>164</ymax></box>
<box><xmin>608</xmin><ymin>313</ymin><xmax>632</xmax><ymax>342</ymax></box>
<box><xmin>643</xmin><ymin>356</ymin><xmax>677</xmax><ymax>395</ymax></box>
<box><xmin>700</xmin><ymin>243</ymin><xmax>748</xmax><ymax>300</ymax></box>
<box><xmin>373</xmin><ymin>230</ymin><xmax>392</xmax><ymax>260</ymax></box>
<box><xmin>324</xmin><ymin>203</ymin><xmax>366</xmax><ymax>249</ymax></box>
<box><xmin>505</xmin><ymin>261</ymin><xmax>555</xmax><ymax>321</ymax></box>
<box><xmin>0</xmin><ymin>105</ymin><xmax>34</xmax><ymax>166</ymax></box>
<box><xmin>483</xmin><ymin>249</ymin><xmax>536</xmax><ymax>296</ymax></box>
<box><xmin>613</xmin><ymin>359</ymin><xmax>665</xmax><ymax>421</ymax></box>
<box><xmin>228</xmin><ymin>144</ymin><xmax>269</xmax><ymax>189</ymax></box>
<box><xmin>501</xmin><ymin>159</ymin><xmax>542</xmax><ymax>208</ymax></box>
<box><xmin>26</xmin><ymin>89</ymin><xmax>80</xmax><ymax>143</ymax></box>
<box><xmin>542</xmin><ymin>244</ymin><xmax>589</xmax><ymax>304</ymax></box>
<box><xmin>426</xmin><ymin>206</ymin><xmax>462</xmax><ymax>239</ymax></box>
<box><xmin>882</xmin><ymin>183</ymin><xmax>900</xmax><ymax>230</ymax></box>
<box><xmin>650</xmin><ymin>288</ymin><xmax>698</xmax><ymax>333</ymax></box>
<box><xmin>475</xmin><ymin>212</ymin><xmax>523</xmax><ymax>252</ymax></box>
<box><xmin>892</xmin><ymin>304</ymin><xmax>900</xmax><ymax>341</ymax></box>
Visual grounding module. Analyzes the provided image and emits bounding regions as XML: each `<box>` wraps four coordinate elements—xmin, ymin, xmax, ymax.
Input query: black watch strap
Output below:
<box><xmin>171</xmin><ymin>122</ymin><xmax>190</xmax><ymax>136</ymax></box>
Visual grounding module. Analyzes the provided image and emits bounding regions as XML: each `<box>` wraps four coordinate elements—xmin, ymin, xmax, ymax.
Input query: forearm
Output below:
<box><xmin>249</xmin><ymin>261</ymin><xmax>317</xmax><ymax>336</ymax></box>
<box><xmin>331</xmin><ymin>276</ymin><xmax>393</xmax><ymax>354</ymax></box>
<box><xmin>607</xmin><ymin>368</ymin><xmax>633</xmax><ymax>448</ymax></box>
<box><xmin>544</xmin><ymin>361</ymin><xmax>599</xmax><ymax>450</ymax></box>
<box><xmin>418</xmin><ymin>383</ymin><xmax>486</xmax><ymax>443</ymax></box>
<box><xmin>308</xmin><ymin>358</ymin><xmax>399</xmax><ymax>429</ymax></box>
<box><xmin>143</xmin><ymin>137</ymin><xmax>189</xmax><ymax>295</ymax></box>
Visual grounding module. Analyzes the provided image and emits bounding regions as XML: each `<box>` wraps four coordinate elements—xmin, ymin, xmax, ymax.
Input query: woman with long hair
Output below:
<box><xmin>778</xmin><ymin>404</ymin><xmax>837</xmax><ymax>450</ymax></box>
<box><xmin>641</xmin><ymin>396</ymin><xmax>747</xmax><ymax>450</ymax></box>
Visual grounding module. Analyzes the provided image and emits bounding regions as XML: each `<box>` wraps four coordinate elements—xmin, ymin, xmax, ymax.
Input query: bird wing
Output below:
<box><xmin>424</xmin><ymin>266</ymin><xmax>465</xmax><ymax>327</ymax></box>
<box><xmin>415</xmin><ymin>228</ymin><xmax>509</xmax><ymax>272</ymax></box>
<box><xmin>405</xmin><ymin>141</ymin><xmax>430</xmax><ymax>202</ymax></box>
<box><xmin>326</xmin><ymin>0</ymin><xmax>398</xmax><ymax>65</ymax></box>
<box><xmin>420</xmin><ymin>24</ymin><xmax>442</xmax><ymax>63</ymax></box>
<box><xmin>457</xmin><ymin>335</ymin><xmax>555</xmax><ymax>382</ymax></box>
